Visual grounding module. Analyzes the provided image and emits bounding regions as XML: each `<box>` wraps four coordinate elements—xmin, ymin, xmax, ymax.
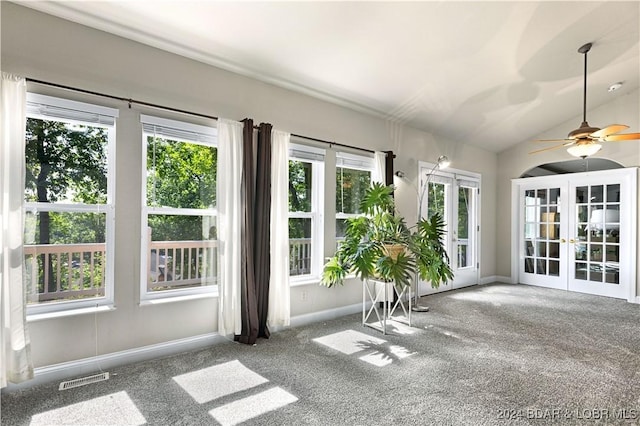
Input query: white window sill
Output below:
<box><xmin>27</xmin><ymin>304</ymin><xmax>116</xmax><ymax>322</ymax></box>
<box><xmin>139</xmin><ymin>291</ymin><xmax>218</xmax><ymax>306</ymax></box>
<box><xmin>290</xmin><ymin>276</ymin><xmax>321</xmax><ymax>287</ymax></box>
<box><xmin>290</xmin><ymin>273</ymin><xmax>359</xmax><ymax>287</ymax></box>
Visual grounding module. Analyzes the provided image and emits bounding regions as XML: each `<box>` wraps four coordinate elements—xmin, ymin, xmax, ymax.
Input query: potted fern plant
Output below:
<box><xmin>321</xmin><ymin>182</ymin><xmax>453</xmax><ymax>289</ymax></box>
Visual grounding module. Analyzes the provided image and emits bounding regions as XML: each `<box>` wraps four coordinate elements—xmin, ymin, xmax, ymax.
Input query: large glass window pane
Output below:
<box><xmin>143</xmin><ymin>120</ymin><xmax>218</xmax><ymax>296</ymax></box>
<box><xmin>146</xmin><ymin>214</ymin><xmax>217</xmax><ymax>291</ymax></box>
<box><xmin>289</xmin><ymin>160</ymin><xmax>312</xmax><ymax>213</ymax></box>
<box><xmin>25</xmin><ymin>119</ymin><xmax>108</xmax><ymax>205</ymax></box>
<box><xmin>147</xmin><ymin>137</ymin><xmax>217</xmax><ymax>209</ymax></box>
<box><xmin>24</xmin><ymin>105</ymin><xmax>114</xmax><ymax>309</ymax></box>
<box><xmin>24</xmin><ymin>211</ymin><xmax>106</xmax><ymax>304</ymax></box>
<box><xmin>288</xmin><ymin>151</ymin><xmax>324</xmax><ymax>280</ymax></box>
<box><xmin>336</xmin><ymin>164</ymin><xmax>371</xmax><ymax>245</ymax></box>
<box><xmin>336</xmin><ymin>167</ymin><xmax>370</xmax><ymax>214</ymax></box>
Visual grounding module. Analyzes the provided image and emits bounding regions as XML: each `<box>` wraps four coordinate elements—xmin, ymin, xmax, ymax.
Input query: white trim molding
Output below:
<box><xmin>5</xmin><ymin>303</ymin><xmax>363</xmax><ymax>392</ymax></box>
<box><xmin>479</xmin><ymin>275</ymin><xmax>513</xmax><ymax>285</ymax></box>
<box><xmin>3</xmin><ymin>333</ymin><xmax>225</xmax><ymax>392</ymax></box>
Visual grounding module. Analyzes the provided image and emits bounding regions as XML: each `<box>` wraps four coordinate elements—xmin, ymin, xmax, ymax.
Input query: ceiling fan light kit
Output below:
<box><xmin>567</xmin><ymin>142</ymin><xmax>601</xmax><ymax>159</ymax></box>
<box><xmin>529</xmin><ymin>42</ymin><xmax>640</xmax><ymax>158</ymax></box>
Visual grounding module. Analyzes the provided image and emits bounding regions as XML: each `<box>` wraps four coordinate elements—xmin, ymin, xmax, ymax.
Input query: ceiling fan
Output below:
<box><xmin>530</xmin><ymin>42</ymin><xmax>640</xmax><ymax>158</ymax></box>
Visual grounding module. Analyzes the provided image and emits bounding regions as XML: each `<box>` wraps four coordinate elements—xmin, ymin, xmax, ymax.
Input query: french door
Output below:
<box><xmin>418</xmin><ymin>163</ymin><xmax>480</xmax><ymax>295</ymax></box>
<box><xmin>514</xmin><ymin>168</ymin><xmax>637</xmax><ymax>300</ymax></box>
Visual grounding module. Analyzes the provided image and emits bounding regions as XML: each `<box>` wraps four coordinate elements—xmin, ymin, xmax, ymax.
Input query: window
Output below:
<box><xmin>141</xmin><ymin>115</ymin><xmax>218</xmax><ymax>299</ymax></box>
<box><xmin>335</xmin><ymin>152</ymin><xmax>373</xmax><ymax>246</ymax></box>
<box><xmin>24</xmin><ymin>93</ymin><xmax>117</xmax><ymax>313</ymax></box>
<box><xmin>288</xmin><ymin>144</ymin><xmax>324</xmax><ymax>280</ymax></box>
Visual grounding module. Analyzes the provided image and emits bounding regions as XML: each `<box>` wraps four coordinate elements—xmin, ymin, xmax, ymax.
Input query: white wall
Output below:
<box><xmin>1</xmin><ymin>2</ymin><xmax>498</xmax><ymax>368</ymax></box>
<box><xmin>497</xmin><ymin>87</ymin><xmax>640</xmax><ymax>295</ymax></box>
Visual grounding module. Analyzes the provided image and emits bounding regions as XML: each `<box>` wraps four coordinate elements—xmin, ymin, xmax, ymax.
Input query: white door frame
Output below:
<box><xmin>511</xmin><ymin>168</ymin><xmax>637</xmax><ymax>302</ymax></box>
<box><xmin>417</xmin><ymin>161</ymin><xmax>481</xmax><ymax>296</ymax></box>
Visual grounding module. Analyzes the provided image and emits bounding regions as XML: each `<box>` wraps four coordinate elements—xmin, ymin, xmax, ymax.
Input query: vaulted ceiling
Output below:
<box><xmin>16</xmin><ymin>1</ymin><xmax>640</xmax><ymax>153</ymax></box>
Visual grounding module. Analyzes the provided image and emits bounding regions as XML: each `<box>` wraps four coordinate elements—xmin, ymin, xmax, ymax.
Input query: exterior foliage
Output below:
<box><xmin>321</xmin><ymin>182</ymin><xmax>453</xmax><ymax>289</ymax></box>
<box><xmin>25</xmin><ymin>118</ymin><xmax>110</xmax><ymax>294</ymax></box>
<box><xmin>146</xmin><ymin>136</ymin><xmax>217</xmax><ymax>241</ymax></box>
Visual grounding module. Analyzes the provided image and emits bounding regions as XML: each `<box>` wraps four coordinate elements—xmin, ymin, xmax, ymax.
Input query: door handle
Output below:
<box><xmin>569</xmin><ymin>239</ymin><xmax>576</xmax><ymax>244</ymax></box>
<box><xmin>560</xmin><ymin>238</ymin><xmax>566</xmax><ymax>243</ymax></box>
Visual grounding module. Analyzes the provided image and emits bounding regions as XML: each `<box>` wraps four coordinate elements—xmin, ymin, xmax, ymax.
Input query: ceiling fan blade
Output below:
<box><xmin>591</xmin><ymin>124</ymin><xmax>629</xmax><ymax>138</ymax></box>
<box><xmin>532</xmin><ymin>138</ymin><xmax>574</xmax><ymax>143</ymax></box>
<box><xmin>529</xmin><ymin>143</ymin><xmax>572</xmax><ymax>155</ymax></box>
<box><xmin>603</xmin><ymin>133</ymin><xmax>640</xmax><ymax>142</ymax></box>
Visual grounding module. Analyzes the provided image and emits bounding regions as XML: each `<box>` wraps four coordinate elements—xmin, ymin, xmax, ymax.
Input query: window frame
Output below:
<box><xmin>288</xmin><ymin>143</ymin><xmax>325</xmax><ymax>283</ymax></box>
<box><xmin>24</xmin><ymin>93</ymin><xmax>118</xmax><ymax>316</ymax></box>
<box><xmin>140</xmin><ymin>114</ymin><xmax>218</xmax><ymax>301</ymax></box>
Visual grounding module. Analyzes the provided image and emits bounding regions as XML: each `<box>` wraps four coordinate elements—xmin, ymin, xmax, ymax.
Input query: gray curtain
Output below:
<box><xmin>235</xmin><ymin>119</ymin><xmax>259</xmax><ymax>344</ymax></box>
<box><xmin>235</xmin><ymin>120</ymin><xmax>272</xmax><ymax>344</ymax></box>
<box><xmin>254</xmin><ymin>123</ymin><xmax>272</xmax><ymax>338</ymax></box>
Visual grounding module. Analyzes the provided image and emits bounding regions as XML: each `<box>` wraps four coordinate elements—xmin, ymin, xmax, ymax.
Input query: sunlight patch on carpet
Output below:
<box><xmin>359</xmin><ymin>351</ymin><xmax>394</xmax><ymax>367</ymax></box>
<box><xmin>388</xmin><ymin>344</ymin><xmax>415</xmax><ymax>359</ymax></box>
<box><xmin>209</xmin><ymin>386</ymin><xmax>298</xmax><ymax>426</ymax></box>
<box><xmin>29</xmin><ymin>391</ymin><xmax>145</xmax><ymax>426</ymax></box>
<box><xmin>359</xmin><ymin>344</ymin><xmax>416</xmax><ymax>367</ymax></box>
<box><xmin>313</xmin><ymin>329</ymin><xmax>415</xmax><ymax>367</ymax></box>
<box><xmin>384</xmin><ymin>319</ymin><xmax>418</xmax><ymax>335</ymax></box>
<box><xmin>173</xmin><ymin>360</ymin><xmax>268</xmax><ymax>404</ymax></box>
<box><xmin>448</xmin><ymin>290</ymin><xmax>534</xmax><ymax>307</ymax></box>
<box><xmin>313</xmin><ymin>329</ymin><xmax>386</xmax><ymax>355</ymax></box>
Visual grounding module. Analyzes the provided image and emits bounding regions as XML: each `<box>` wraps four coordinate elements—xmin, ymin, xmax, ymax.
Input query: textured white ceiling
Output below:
<box><xmin>17</xmin><ymin>1</ymin><xmax>640</xmax><ymax>153</ymax></box>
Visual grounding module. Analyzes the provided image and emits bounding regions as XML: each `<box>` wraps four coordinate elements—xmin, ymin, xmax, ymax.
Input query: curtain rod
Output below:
<box><xmin>26</xmin><ymin>77</ymin><xmax>379</xmax><ymax>156</ymax></box>
<box><xmin>290</xmin><ymin>133</ymin><xmax>375</xmax><ymax>155</ymax></box>
<box><xmin>26</xmin><ymin>78</ymin><xmax>219</xmax><ymax>121</ymax></box>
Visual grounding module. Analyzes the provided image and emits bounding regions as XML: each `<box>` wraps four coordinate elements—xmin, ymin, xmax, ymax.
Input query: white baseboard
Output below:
<box><xmin>479</xmin><ymin>275</ymin><xmax>513</xmax><ymax>285</ymax></box>
<box><xmin>289</xmin><ymin>303</ymin><xmax>362</xmax><ymax>329</ymax></box>
<box><xmin>4</xmin><ymin>332</ymin><xmax>225</xmax><ymax>392</ymax></box>
<box><xmin>481</xmin><ymin>275</ymin><xmax>513</xmax><ymax>284</ymax></box>
<box><xmin>5</xmin><ymin>303</ymin><xmax>366</xmax><ymax>392</ymax></box>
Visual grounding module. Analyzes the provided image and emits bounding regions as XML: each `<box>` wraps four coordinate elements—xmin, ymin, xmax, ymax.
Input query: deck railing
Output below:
<box><xmin>289</xmin><ymin>238</ymin><xmax>311</xmax><ymax>276</ymax></box>
<box><xmin>146</xmin><ymin>240</ymin><xmax>218</xmax><ymax>291</ymax></box>
<box><xmin>24</xmin><ymin>238</ymin><xmax>313</xmax><ymax>302</ymax></box>
<box><xmin>24</xmin><ymin>243</ymin><xmax>106</xmax><ymax>303</ymax></box>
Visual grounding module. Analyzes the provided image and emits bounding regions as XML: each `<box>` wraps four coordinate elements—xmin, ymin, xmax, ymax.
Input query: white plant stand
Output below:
<box><xmin>362</xmin><ymin>278</ymin><xmax>411</xmax><ymax>334</ymax></box>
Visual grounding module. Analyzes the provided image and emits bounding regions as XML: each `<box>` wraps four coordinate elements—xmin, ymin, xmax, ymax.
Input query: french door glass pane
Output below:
<box><xmin>457</xmin><ymin>186</ymin><xmax>472</xmax><ymax>268</ymax></box>
<box><xmin>523</xmin><ymin>187</ymin><xmax>560</xmax><ymax>277</ymax></box>
<box><xmin>427</xmin><ymin>182</ymin><xmax>446</xmax><ymax>219</ymax></box>
<box><xmin>574</xmin><ymin>184</ymin><xmax>619</xmax><ymax>284</ymax></box>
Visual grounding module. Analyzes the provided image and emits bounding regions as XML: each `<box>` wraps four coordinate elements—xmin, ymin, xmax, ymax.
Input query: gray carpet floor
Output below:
<box><xmin>2</xmin><ymin>283</ymin><xmax>640</xmax><ymax>425</ymax></box>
